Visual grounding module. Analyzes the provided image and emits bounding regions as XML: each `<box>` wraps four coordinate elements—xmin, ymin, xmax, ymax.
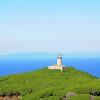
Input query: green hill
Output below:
<box><xmin>0</xmin><ymin>67</ymin><xmax>100</xmax><ymax>100</ymax></box>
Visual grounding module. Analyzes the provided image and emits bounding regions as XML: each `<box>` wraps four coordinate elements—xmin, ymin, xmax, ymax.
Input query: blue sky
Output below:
<box><xmin>0</xmin><ymin>0</ymin><xmax>100</xmax><ymax>54</ymax></box>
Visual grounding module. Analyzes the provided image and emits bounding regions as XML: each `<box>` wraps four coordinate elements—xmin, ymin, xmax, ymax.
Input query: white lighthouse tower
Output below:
<box><xmin>48</xmin><ymin>54</ymin><xmax>64</xmax><ymax>71</ymax></box>
<box><xmin>57</xmin><ymin>55</ymin><xmax>62</xmax><ymax>65</ymax></box>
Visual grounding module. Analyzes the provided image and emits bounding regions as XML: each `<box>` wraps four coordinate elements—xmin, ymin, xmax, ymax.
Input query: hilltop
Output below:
<box><xmin>0</xmin><ymin>67</ymin><xmax>100</xmax><ymax>100</ymax></box>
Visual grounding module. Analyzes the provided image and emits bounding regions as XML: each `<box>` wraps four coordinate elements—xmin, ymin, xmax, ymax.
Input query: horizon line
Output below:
<box><xmin>0</xmin><ymin>51</ymin><xmax>100</xmax><ymax>56</ymax></box>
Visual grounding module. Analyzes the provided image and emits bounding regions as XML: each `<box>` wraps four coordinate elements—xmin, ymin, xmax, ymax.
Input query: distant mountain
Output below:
<box><xmin>0</xmin><ymin>67</ymin><xmax>100</xmax><ymax>100</ymax></box>
<box><xmin>0</xmin><ymin>52</ymin><xmax>57</xmax><ymax>59</ymax></box>
<box><xmin>0</xmin><ymin>52</ymin><xmax>100</xmax><ymax>59</ymax></box>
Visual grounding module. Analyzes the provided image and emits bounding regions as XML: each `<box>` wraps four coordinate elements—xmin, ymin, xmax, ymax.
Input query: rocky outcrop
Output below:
<box><xmin>0</xmin><ymin>92</ymin><xmax>21</xmax><ymax>100</ymax></box>
<box><xmin>0</xmin><ymin>96</ymin><xmax>21</xmax><ymax>100</ymax></box>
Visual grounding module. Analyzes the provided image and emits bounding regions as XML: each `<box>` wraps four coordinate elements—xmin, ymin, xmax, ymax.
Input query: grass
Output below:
<box><xmin>0</xmin><ymin>67</ymin><xmax>100</xmax><ymax>100</ymax></box>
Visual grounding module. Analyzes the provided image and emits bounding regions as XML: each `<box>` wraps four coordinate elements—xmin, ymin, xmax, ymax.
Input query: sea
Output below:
<box><xmin>0</xmin><ymin>57</ymin><xmax>100</xmax><ymax>78</ymax></box>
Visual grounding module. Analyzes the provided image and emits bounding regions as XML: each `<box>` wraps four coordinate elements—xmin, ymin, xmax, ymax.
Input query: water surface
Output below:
<box><xmin>0</xmin><ymin>57</ymin><xmax>100</xmax><ymax>78</ymax></box>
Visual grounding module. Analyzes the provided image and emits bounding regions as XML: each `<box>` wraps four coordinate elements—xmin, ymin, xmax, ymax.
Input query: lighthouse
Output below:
<box><xmin>48</xmin><ymin>54</ymin><xmax>64</xmax><ymax>71</ymax></box>
<box><xmin>57</xmin><ymin>55</ymin><xmax>62</xmax><ymax>65</ymax></box>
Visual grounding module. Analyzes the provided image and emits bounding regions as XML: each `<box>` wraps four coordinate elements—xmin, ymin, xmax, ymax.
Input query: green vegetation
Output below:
<box><xmin>0</xmin><ymin>67</ymin><xmax>100</xmax><ymax>100</ymax></box>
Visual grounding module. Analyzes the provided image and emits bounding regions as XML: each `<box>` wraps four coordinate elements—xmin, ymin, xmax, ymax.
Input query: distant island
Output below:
<box><xmin>0</xmin><ymin>67</ymin><xmax>100</xmax><ymax>100</ymax></box>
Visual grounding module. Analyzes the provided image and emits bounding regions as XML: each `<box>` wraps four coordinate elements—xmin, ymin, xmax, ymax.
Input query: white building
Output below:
<box><xmin>48</xmin><ymin>55</ymin><xmax>64</xmax><ymax>71</ymax></box>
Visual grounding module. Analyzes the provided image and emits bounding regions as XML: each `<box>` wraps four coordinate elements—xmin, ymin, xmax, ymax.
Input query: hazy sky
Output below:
<box><xmin>0</xmin><ymin>0</ymin><xmax>100</xmax><ymax>54</ymax></box>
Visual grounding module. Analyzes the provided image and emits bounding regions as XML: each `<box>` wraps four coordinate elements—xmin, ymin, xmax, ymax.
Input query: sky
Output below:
<box><xmin>0</xmin><ymin>0</ymin><xmax>100</xmax><ymax>54</ymax></box>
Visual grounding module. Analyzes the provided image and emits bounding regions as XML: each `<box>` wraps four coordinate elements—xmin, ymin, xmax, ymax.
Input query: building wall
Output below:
<box><xmin>48</xmin><ymin>65</ymin><xmax>63</xmax><ymax>70</ymax></box>
<box><xmin>57</xmin><ymin>58</ymin><xmax>62</xmax><ymax>65</ymax></box>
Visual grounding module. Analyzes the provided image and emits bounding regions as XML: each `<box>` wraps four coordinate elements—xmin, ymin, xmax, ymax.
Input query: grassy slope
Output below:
<box><xmin>0</xmin><ymin>67</ymin><xmax>100</xmax><ymax>100</ymax></box>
